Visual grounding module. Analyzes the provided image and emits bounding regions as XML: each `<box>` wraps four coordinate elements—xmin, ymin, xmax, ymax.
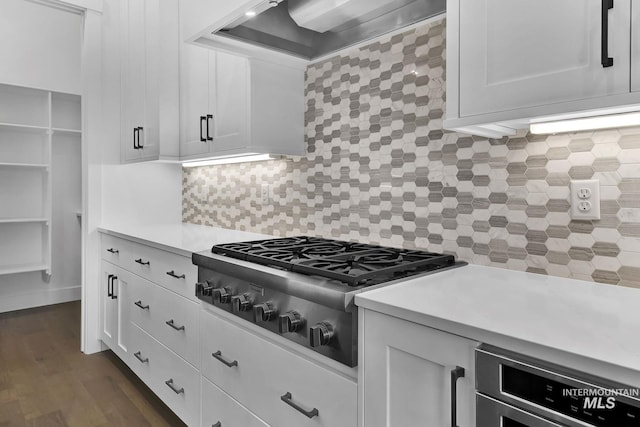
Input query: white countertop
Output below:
<box><xmin>355</xmin><ymin>264</ymin><xmax>640</xmax><ymax>384</ymax></box>
<box><xmin>98</xmin><ymin>223</ymin><xmax>272</xmax><ymax>257</ymax></box>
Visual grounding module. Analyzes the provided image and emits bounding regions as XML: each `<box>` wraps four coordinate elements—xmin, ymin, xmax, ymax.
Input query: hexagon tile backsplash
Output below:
<box><xmin>183</xmin><ymin>17</ymin><xmax>640</xmax><ymax>289</ymax></box>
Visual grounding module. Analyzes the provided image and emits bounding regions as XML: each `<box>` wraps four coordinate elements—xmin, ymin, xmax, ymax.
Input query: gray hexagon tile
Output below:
<box><xmin>182</xmin><ymin>17</ymin><xmax>640</xmax><ymax>290</ymax></box>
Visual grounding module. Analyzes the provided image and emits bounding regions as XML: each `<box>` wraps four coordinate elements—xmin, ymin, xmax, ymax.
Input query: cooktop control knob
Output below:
<box><xmin>212</xmin><ymin>287</ymin><xmax>231</xmax><ymax>305</ymax></box>
<box><xmin>278</xmin><ymin>311</ymin><xmax>303</xmax><ymax>333</ymax></box>
<box><xmin>254</xmin><ymin>302</ymin><xmax>277</xmax><ymax>322</ymax></box>
<box><xmin>231</xmin><ymin>293</ymin><xmax>252</xmax><ymax>312</ymax></box>
<box><xmin>310</xmin><ymin>322</ymin><xmax>335</xmax><ymax>347</ymax></box>
<box><xmin>195</xmin><ymin>282</ymin><xmax>207</xmax><ymax>295</ymax></box>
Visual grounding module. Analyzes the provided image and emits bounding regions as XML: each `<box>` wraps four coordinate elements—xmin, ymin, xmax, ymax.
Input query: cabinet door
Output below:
<box><xmin>101</xmin><ymin>262</ymin><xmax>117</xmax><ymax>350</ymax></box>
<box><xmin>633</xmin><ymin>5</ymin><xmax>640</xmax><ymax>92</ymax></box>
<box><xmin>121</xmin><ymin>0</ymin><xmax>146</xmax><ymax>162</ymax></box>
<box><xmin>139</xmin><ymin>0</ymin><xmax>160</xmax><ymax>161</ymax></box>
<box><xmin>209</xmin><ymin>51</ymin><xmax>249</xmax><ymax>153</ymax></box>
<box><xmin>113</xmin><ymin>270</ymin><xmax>130</xmax><ymax>360</ymax></box>
<box><xmin>179</xmin><ymin>44</ymin><xmax>211</xmax><ymax>157</ymax></box>
<box><xmin>459</xmin><ymin>0</ymin><xmax>631</xmax><ymax>117</ymax></box>
<box><xmin>361</xmin><ymin>310</ymin><xmax>477</xmax><ymax>427</ymax></box>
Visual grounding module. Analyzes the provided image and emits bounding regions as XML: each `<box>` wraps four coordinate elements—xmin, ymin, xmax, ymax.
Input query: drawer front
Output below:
<box><xmin>101</xmin><ymin>234</ymin><xmax>125</xmax><ymax>266</ymax></box>
<box><xmin>129</xmin><ymin>324</ymin><xmax>200</xmax><ymax>427</ymax></box>
<box><xmin>201</xmin><ymin>309</ymin><xmax>357</xmax><ymax>427</ymax></box>
<box><xmin>128</xmin><ymin>273</ymin><xmax>200</xmax><ymax>368</ymax></box>
<box><xmin>152</xmin><ymin>283</ymin><xmax>200</xmax><ymax>368</ymax></box>
<box><xmin>202</xmin><ymin>377</ymin><xmax>269</xmax><ymax>427</ymax></box>
<box><xmin>121</xmin><ymin>239</ymin><xmax>198</xmax><ymax>302</ymax></box>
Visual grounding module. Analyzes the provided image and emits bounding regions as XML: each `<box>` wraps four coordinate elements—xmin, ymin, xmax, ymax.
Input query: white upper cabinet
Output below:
<box><xmin>120</xmin><ymin>0</ymin><xmax>179</xmax><ymax>163</ymax></box>
<box><xmin>179</xmin><ymin>45</ymin><xmax>249</xmax><ymax>158</ymax></box>
<box><xmin>459</xmin><ymin>0</ymin><xmax>630</xmax><ymax>117</ymax></box>
<box><xmin>445</xmin><ymin>0</ymin><xmax>640</xmax><ymax>137</ymax></box>
<box><xmin>179</xmin><ymin>44</ymin><xmax>305</xmax><ymax>160</ymax></box>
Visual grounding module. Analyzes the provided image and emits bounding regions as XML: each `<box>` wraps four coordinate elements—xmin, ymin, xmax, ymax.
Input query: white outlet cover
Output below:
<box><xmin>570</xmin><ymin>180</ymin><xmax>600</xmax><ymax>220</ymax></box>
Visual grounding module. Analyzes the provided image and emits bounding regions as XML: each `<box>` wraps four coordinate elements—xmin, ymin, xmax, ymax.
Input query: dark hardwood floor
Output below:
<box><xmin>0</xmin><ymin>301</ymin><xmax>186</xmax><ymax>426</ymax></box>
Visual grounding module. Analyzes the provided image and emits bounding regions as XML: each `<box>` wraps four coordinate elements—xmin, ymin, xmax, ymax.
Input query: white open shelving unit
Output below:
<box><xmin>0</xmin><ymin>83</ymin><xmax>81</xmax><ymax>278</ymax></box>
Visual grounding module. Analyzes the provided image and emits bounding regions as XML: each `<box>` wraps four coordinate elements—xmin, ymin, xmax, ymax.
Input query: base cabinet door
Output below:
<box><xmin>458</xmin><ymin>0</ymin><xmax>631</xmax><ymax>117</ymax></box>
<box><xmin>100</xmin><ymin>261</ymin><xmax>130</xmax><ymax>360</ymax></box>
<box><xmin>202</xmin><ymin>377</ymin><xmax>268</xmax><ymax>427</ymax></box>
<box><xmin>361</xmin><ymin>309</ymin><xmax>478</xmax><ymax>427</ymax></box>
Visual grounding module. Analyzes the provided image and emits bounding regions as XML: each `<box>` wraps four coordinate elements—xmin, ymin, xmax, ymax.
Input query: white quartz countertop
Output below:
<box><xmin>355</xmin><ymin>264</ymin><xmax>640</xmax><ymax>382</ymax></box>
<box><xmin>98</xmin><ymin>223</ymin><xmax>272</xmax><ymax>257</ymax></box>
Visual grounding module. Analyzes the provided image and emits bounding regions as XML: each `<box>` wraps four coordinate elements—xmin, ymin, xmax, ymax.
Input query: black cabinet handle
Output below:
<box><xmin>601</xmin><ymin>0</ymin><xmax>614</xmax><ymax>67</ymax></box>
<box><xmin>107</xmin><ymin>275</ymin><xmax>118</xmax><ymax>300</ymax></box>
<box><xmin>136</xmin><ymin>127</ymin><xmax>144</xmax><ymax>148</ymax></box>
<box><xmin>212</xmin><ymin>350</ymin><xmax>238</xmax><ymax>368</ymax></box>
<box><xmin>206</xmin><ymin>114</ymin><xmax>213</xmax><ymax>141</ymax></box>
<box><xmin>166</xmin><ymin>270</ymin><xmax>185</xmax><ymax>279</ymax></box>
<box><xmin>200</xmin><ymin>116</ymin><xmax>206</xmax><ymax>142</ymax></box>
<box><xmin>165</xmin><ymin>379</ymin><xmax>184</xmax><ymax>395</ymax></box>
<box><xmin>280</xmin><ymin>392</ymin><xmax>319</xmax><ymax>418</ymax></box>
<box><xmin>111</xmin><ymin>275</ymin><xmax>118</xmax><ymax>300</ymax></box>
<box><xmin>212</xmin><ymin>422</ymin><xmax>221</xmax><ymax>427</ymax></box>
<box><xmin>133</xmin><ymin>128</ymin><xmax>139</xmax><ymax>149</ymax></box>
<box><xmin>135</xmin><ymin>258</ymin><xmax>150</xmax><ymax>266</ymax></box>
<box><xmin>107</xmin><ymin>248</ymin><xmax>119</xmax><ymax>254</ymax></box>
<box><xmin>166</xmin><ymin>319</ymin><xmax>185</xmax><ymax>331</ymax></box>
<box><xmin>451</xmin><ymin>366</ymin><xmax>465</xmax><ymax>427</ymax></box>
<box><xmin>107</xmin><ymin>274</ymin><xmax>113</xmax><ymax>298</ymax></box>
<box><xmin>134</xmin><ymin>300</ymin><xmax>149</xmax><ymax>310</ymax></box>
<box><xmin>134</xmin><ymin>351</ymin><xmax>148</xmax><ymax>364</ymax></box>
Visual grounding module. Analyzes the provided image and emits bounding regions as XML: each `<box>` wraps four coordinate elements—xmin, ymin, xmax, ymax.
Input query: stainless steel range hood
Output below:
<box><xmin>216</xmin><ymin>0</ymin><xmax>445</xmax><ymax>61</ymax></box>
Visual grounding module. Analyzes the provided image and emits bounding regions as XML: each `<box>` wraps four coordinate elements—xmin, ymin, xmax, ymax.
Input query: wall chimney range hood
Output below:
<box><xmin>212</xmin><ymin>0</ymin><xmax>446</xmax><ymax>61</ymax></box>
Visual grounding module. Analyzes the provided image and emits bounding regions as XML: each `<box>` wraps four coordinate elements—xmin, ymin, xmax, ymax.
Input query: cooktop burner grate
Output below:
<box><xmin>211</xmin><ymin>237</ymin><xmax>456</xmax><ymax>286</ymax></box>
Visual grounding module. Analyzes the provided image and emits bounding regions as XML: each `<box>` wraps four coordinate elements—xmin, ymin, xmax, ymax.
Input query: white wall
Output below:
<box><xmin>0</xmin><ymin>0</ymin><xmax>82</xmax><ymax>94</ymax></box>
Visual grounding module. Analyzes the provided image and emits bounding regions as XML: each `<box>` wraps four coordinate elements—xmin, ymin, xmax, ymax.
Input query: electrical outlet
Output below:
<box><xmin>261</xmin><ymin>184</ymin><xmax>270</xmax><ymax>205</ymax></box>
<box><xmin>570</xmin><ymin>180</ymin><xmax>600</xmax><ymax>220</ymax></box>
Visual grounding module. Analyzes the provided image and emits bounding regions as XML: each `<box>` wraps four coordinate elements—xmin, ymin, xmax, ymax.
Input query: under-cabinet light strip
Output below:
<box><xmin>182</xmin><ymin>154</ymin><xmax>278</xmax><ymax>168</ymax></box>
<box><xmin>530</xmin><ymin>111</ymin><xmax>640</xmax><ymax>134</ymax></box>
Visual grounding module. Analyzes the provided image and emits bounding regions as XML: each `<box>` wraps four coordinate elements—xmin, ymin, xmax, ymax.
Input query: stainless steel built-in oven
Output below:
<box><xmin>476</xmin><ymin>346</ymin><xmax>640</xmax><ymax>427</ymax></box>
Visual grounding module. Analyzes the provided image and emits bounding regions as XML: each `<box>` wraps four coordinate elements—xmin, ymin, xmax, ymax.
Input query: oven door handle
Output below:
<box><xmin>451</xmin><ymin>366</ymin><xmax>465</xmax><ymax>427</ymax></box>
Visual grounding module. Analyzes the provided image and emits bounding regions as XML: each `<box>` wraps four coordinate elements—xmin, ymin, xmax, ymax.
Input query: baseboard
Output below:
<box><xmin>0</xmin><ymin>286</ymin><xmax>81</xmax><ymax>313</ymax></box>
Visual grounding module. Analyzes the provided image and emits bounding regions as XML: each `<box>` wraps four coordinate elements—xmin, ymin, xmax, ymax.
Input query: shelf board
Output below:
<box><xmin>0</xmin><ymin>122</ymin><xmax>48</xmax><ymax>133</ymax></box>
<box><xmin>52</xmin><ymin>127</ymin><xmax>82</xmax><ymax>135</ymax></box>
<box><xmin>0</xmin><ymin>162</ymin><xmax>48</xmax><ymax>169</ymax></box>
<box><xmin>0</xmin><ymin>218</ymin><xmax>48</xmax><ymax>224</ymax></box>
<box><xmin>0</xmin><ymin>263</ymin><xmax>49</xmax><ymax>276</ymax></box>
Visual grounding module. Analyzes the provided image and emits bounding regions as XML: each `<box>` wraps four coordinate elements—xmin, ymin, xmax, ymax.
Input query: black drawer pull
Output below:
<box><xmin>212</xmin><ymin>422</ymin><xmax>221</xmax><ymax>427</ymax></box>
<box><xmin>212</xmin><ymin>351</ymin><xmax>238</xmax><ymax>368</ymax></box>
<box><xmin>134</xmin><ymin>301</ymin><xmax>149</xmax><ymax>310</ymax></box>
<box><xmin>165</xmin><ymin>379</ymin><xmax>184</xmax><ymax>395</ymax></box>
<box><xmin>166</xmin><ymin>270</ymin><xmax>186</xmax><ymax>279</ymax></box>
<box><xmin>134</xmin><ymin>351</ymin><xmax>148</xmax><ymax>364</ymax></box>
<box><xmin>135</xmin><ymin>258</ymin><xmax>150</xmax><ymax>266</ymax></box>
<box><xmin>166</xmin><ymin>319</ymin><xmax>185</xmax><ymax>331</ymax></box>
<box><xmin>107</xmin><ymin>248</ymin><xmax>119</xmax><ymax>254</ymax></box>
<box><xmin>280</xmin><ymin>392</ymin><xmax>319</xmax><ymax>418</ymax></box>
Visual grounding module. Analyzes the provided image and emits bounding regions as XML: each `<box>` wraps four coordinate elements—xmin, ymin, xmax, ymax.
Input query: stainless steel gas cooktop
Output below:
<box><xmin>193</xmin><ymin>236</ymin><xmax>465</xmax><ymax>366</ymax></box>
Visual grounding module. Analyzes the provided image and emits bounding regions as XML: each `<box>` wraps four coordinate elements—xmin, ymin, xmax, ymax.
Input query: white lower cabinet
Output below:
<box><xmin>100</xmin><ymin>260</ymin><xmax>130</xmax><ymax>361</ymax></box>
<box><xmin>201</xmin><ymin>308</ymin><xmax>357</xmax><ymax>427</ymax></box>
<box><xmin>128</xmin><ymin>272</ymin><xmax>200</xmax><ymax>367</ymax></box>
<box><xmin>360</xmin><ymin>309</ymin><xmax>478</xmax><ymax>427</ymax></box>
<box><xmin>202</xmin><ymin>377</ymin><xmax>268</xmax><ymax>427</ymax></box>
<box><xmin>129</xmin><ymin>323</ymin><xmax>200</xmax><ymax>427</ymax></box>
